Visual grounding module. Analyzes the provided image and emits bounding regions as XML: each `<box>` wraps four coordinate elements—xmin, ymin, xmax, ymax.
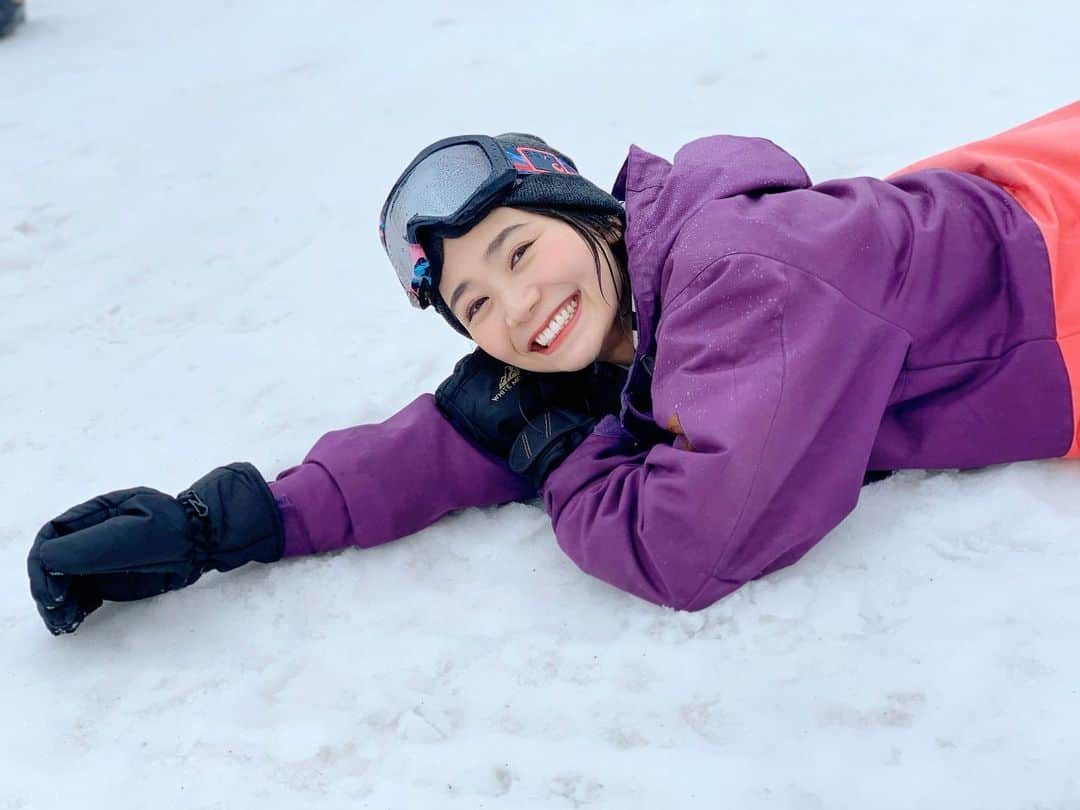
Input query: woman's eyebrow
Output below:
<box><xmin>484</xmin><ymin>223</ymin><xmax>526</xmax><ymax>262</ymax></box>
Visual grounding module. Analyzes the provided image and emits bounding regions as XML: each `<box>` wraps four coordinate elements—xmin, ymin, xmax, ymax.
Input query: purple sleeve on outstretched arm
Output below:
<box><xmin>268</xmin><ymin>394</ymin><xmax>535</xmax><ymax>557</ymax></box>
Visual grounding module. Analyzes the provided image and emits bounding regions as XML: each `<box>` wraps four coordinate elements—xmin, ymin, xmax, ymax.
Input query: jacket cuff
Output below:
<box><xmin>269</xmin><ymin>462</ymin><xmax>353</xmax><ymax>558</ymax></box>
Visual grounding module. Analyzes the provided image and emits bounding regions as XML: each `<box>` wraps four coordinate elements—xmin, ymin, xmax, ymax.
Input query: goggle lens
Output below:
<box><xmin>381</xmin><ymin>142</ymin><xmax>499</xmax><ymax>307</ymax></box>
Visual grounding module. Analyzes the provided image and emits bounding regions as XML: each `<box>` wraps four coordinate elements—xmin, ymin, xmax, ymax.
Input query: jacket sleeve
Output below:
<box><xmin>268</xmin><ymin>394</ymin><xmax>535</xmax><ymax>557</ymax></box>
<box><xmin>541</xmin><ymin>252</ymin><xmax>912</xmax><ymax>611</ymax></box>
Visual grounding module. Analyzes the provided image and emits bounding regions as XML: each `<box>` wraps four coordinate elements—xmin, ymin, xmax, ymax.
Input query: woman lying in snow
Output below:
<box><xmin>28</xmin><ymin>101</ymin><xmax>1080</xmax><ymax>634</ymax></box>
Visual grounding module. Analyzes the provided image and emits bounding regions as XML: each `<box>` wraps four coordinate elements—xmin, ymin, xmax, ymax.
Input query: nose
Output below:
<box><xmin>503</xmin><ymin>280</ymin><xmax>540</xmax><ymax>329</ymax></box>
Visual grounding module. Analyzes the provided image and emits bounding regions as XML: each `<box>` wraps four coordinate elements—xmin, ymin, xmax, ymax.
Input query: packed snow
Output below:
<box><xmin>3</xmin><ymin>1</ymin><xmax>1080</xmax><ymax>807</ymax></box>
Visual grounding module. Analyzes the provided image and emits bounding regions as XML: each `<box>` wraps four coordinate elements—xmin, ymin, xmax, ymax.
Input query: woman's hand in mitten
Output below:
<box><xmin>27</xmin><ymin>462</ymin><xmax>284</xmax><ymax>636</ymax></box>
<box><xmin>27</xmin><ymin>487</ymin><xmax>205</xmax><ymax>634</ymax></box>
<box><xmin>434</xmin><ymin>349</ymin><xmax>628</xmax><ymax>490</ymax></box>
<box><xmin>434</xmin><ymin>348</ymin><xmax>626</xmax><ymax>458</ymax></box>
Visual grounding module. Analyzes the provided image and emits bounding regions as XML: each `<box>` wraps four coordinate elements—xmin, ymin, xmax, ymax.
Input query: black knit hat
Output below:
<box><xmin>419</xmin><ymin>133</ymin><xmax>624</xmax><ymax>337</ymax></box>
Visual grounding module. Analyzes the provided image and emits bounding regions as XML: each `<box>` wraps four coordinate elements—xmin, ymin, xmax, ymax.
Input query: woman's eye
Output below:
<box><xmin>462</xmin><ymin>242</ymin><xmax>531</xmax><ymax>323</ymax></box>
<box><xmin>510</xmin><ymin>242</ymin><xmax>532</xmax><ymax>269</ymax></box>
<box><xmin>465</xmin><ymin>297</ymin><xmax>487</xmax><ymax>322</ymax></box>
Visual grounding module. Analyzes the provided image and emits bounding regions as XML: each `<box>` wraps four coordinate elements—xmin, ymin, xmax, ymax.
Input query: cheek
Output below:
<box><xmin>587</xmin><ymin>259</ymin><xmax>620</xmax><ymax>311</ymax></box>
<box><xmin>469</xmin><ymin>321</ymin><xmax>510</xmax><ymax>357</ymax></box>
<box><xmin>574</xmin><ymin>248</ymin><xmax>614</xmax><ymax>300</ymax></box>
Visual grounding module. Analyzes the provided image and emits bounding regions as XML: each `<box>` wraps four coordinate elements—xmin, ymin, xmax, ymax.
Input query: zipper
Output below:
<box><xmin>177</xmin><ymin>490</ymin><xmax>209</xmax><ymax>518</ymax></box>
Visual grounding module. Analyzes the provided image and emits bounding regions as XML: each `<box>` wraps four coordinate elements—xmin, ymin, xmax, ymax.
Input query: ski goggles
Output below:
<box><xmin>379</xmin><ymin>135</ymin><xmax>579</xmax><ymax>309</ymax></box>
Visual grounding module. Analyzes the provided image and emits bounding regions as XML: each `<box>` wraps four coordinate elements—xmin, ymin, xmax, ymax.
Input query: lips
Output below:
<box><xmin>530</xmin><ymin>293</ymin><xmax>581</xmax><ymax>354</ymax></box>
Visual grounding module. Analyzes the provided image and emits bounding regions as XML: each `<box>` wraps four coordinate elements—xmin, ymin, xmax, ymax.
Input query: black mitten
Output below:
<box><xmin>27</xmin><ymin>462</ymin><xmax>283</xmax><ymax>635</ymax></box>
<box><xmin>435</xmin><ymin>348</ymin><xmax>625</xmax><ymax>459</ymax></box>
<box><xmin>507</xmin><ymin>408</ymin><xmax>600</xmax><ymax>490</ymax></box>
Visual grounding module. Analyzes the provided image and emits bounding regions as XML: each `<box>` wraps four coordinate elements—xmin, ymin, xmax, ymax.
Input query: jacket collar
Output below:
<box><xmin>610</xmin><ymin>137</ymin><xmax>810</xmax><ymax>433</ymax></box>
<box><xmin>612</xmin><ymin>135</ymin><xmax>811</xmax><ymax>361</ymax></box>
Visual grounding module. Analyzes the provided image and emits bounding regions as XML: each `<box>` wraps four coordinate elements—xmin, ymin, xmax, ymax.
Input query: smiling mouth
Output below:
<box><xmin>530</xmin><ymin>294</ymin><xmax>581</xmax><ymax>353</ymax></box>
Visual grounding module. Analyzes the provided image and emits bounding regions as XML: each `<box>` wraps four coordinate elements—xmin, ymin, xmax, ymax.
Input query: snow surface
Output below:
<box><xmin>3</xmin><ymin>1</ymin><xmax>1080</xmax><ymax>807</ymax></box>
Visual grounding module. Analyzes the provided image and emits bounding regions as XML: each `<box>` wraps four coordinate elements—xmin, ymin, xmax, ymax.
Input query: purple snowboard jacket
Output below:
<box><xmin>269</xmin><ymin>135</ymin><xmax>1073</xmax><ymax>611</ymax></box>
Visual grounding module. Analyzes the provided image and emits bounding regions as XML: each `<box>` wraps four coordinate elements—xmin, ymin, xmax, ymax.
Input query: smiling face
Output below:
<box><xmin>437</xmin><ymin>207</ymin><xmax>636</xmax><ymax>372</ymax></box>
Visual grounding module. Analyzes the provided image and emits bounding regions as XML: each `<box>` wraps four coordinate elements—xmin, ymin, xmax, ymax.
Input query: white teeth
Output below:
<box><xmin>535</xmin><ymin>298</ymin><xmax>578</xmax><ymax>347</ymax></box>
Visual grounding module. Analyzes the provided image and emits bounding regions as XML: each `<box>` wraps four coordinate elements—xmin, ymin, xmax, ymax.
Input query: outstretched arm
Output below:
<box><xmin>28</xmin><ymin>394</ymin><xmax>534</xmax><ymax>634</ymax></box>
<box><xmin>269</xmin><ymin>394</ymin><xmax>535</xmax><ymax>557</ymax></box>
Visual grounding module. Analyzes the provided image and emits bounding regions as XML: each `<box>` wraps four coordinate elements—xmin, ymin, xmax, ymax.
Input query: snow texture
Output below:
<box><xmin>2</xmin><ymin>1</ymin><xmax>1080</xmax><ymax>808</ymax></box>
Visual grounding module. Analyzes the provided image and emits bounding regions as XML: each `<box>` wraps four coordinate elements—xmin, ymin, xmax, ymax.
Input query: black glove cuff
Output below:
<box><xmin>508</xmin><ymin>409</ymin><xmax>598</xmax><ymax>491</ymax></box>
<box><xmin>181</xmin><ymin>462</ymin><xmax>285</xmax><ymax>573</ymax></box>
